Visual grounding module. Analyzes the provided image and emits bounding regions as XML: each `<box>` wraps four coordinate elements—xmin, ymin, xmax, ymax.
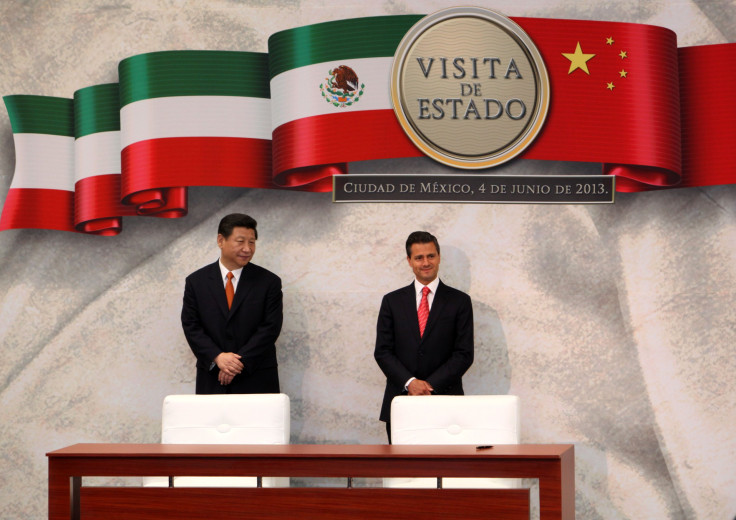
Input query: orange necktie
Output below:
<box><xmin>225</xmin><ymin>272</ymin><xmax>234</xmax><ymax>309</ymax></box>
<box><xmin>418</xmin><ymin>286</ymin><xmax>430</xmax><ymax>337</ymax></box>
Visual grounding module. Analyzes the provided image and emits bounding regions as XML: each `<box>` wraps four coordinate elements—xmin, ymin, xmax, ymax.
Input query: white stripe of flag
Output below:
<box><xmin>270</xmin><ymin>57</ymin><xmax>393</xmax><ymax>131</ymax></box>
<box><xmin>9</xmin><ymin>133</ymin><xmax>75</xmax><ymax>191</ymax></box>
<box><xmin>75</xmin><ymin>131</ymin><xmax>121</xmax><ymax>183</ymax></box>
<box><xmin>120</xmin><ymin>96</ymin><xmax>272</xmax><ymax>150</ymax></box>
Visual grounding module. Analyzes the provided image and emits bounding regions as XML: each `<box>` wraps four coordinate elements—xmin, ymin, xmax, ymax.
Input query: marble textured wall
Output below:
<box><xmin>1</xmin><ymin>1</ymin><xmax>735</xmax><ymax>518</ymax></box>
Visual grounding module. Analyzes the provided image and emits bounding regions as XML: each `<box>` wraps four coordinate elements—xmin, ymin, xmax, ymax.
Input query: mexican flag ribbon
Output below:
<box><xmin>268</xmin><ymin>16</ymin><xmax>424</xmax><ymax>190</ymax></box>
<box><xmin>2</xmin><ymin>95</ymin><xmax>76</xmax><ymax>233</ymax></box>
<box><xmin>3</xmin><ymin>14</ymin><xmax>736</xmax><ymax>234</ymax></box>
<box><xmin>74</xmin><ymin>83</ymin><xmax>135</xmax><ymax>235</ymax></box>
<box><xmin>118</xmin><ymin>50</ymin><xmax>274</xmax><ymax>212</ymax></box>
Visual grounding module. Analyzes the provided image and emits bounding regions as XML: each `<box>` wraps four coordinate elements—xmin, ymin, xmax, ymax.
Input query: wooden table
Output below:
<box><xmin>48</xmin><ymin>443</ymin><xmax>574</xmax><ymax>519</ymax></box>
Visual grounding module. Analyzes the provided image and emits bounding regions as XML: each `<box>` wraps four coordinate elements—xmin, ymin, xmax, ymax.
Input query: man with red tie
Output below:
<box><xmin>374</xmin><ymin>231</ymin><xmax>474</xmax><ymax>442</ymax></box>
<box><xmin>182</xmin><ymin>213</ymin><xmax>282</xmax><ymax>394</ymax></box>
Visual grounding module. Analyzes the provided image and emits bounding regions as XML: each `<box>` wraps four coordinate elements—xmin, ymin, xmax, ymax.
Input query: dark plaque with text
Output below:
<box><xmin>333</xmin><ymin>175</ymin><xmax>615</xmax><ymax>203</ymax></box>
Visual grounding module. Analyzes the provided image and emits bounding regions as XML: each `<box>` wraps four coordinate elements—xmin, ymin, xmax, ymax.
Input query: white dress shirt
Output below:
<box><xmin>218</xmin><ymin>260</ymin><xmax>243</xmax><ymax>292</ymax></box>
<box><xmin>413</xmin><ymin>277</ymin><xmax>440</xmax><ymax>310</ymax></box>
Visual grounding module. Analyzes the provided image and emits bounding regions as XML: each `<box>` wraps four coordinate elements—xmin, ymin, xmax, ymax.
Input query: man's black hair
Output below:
<box><xmin>218</xmin><ymin>213</ymin><xmax>258</xmax><ymax>240</ymax></box>
<box><xmin>405</xmin><ymin>231</ymin><xmax>439</xmax><ymax>257</ymax></box>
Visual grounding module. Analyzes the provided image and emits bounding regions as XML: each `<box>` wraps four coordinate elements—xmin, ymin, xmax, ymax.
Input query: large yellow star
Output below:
<box><xmin>562</xmin><ymin>42</ymin><xmax>596</xmax><ymax>74</ymax></box>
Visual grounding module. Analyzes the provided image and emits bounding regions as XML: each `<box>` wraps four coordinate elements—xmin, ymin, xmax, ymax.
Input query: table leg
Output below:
<box><xmin>71</xmin><ymin>477</ymin><xmax>80</xmax><ymax>520</ymax></box>
<box><xmin>48</xmin><ymin>459</ymin><xmax>70</xmax><ymax>520</ymax></box>
<box><xmin>539</xmin><ymin>474</ymin><xmax>563</xmax><ymax>520</ymax></box>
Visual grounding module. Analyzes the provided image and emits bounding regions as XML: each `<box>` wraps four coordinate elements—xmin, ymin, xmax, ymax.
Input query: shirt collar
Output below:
<box><xmin>414</xmin><ymin>277</ymin><xmax>440</xmax><ymax>295</ymax></box>
<box><xmin>218</xmin><ymin>260</ymin><xmax>243</xmax><ymax>281</ymax></box>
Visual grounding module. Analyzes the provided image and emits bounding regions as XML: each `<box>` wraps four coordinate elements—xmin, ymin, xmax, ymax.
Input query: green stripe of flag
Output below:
<box><xmin>118</xmin><ymin>50</ymin><xmax>270</xmax><ymax>107</ymax></box>
<box><xmin>74</xmin><ymin>83</ymin><xmax>120</xmax><ymax>138</ymax></box>
<box><xmin>3</xmin><ymin>95</ymin><xmax>74</xmax><ymax>136</ymax></box>
<box><xmin>268</xmin><ymin>15</ymin><xmax>423</xmax><ymax>79</ymax></box>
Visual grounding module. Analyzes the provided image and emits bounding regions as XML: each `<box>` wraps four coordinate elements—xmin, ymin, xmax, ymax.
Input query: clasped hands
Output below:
<box><xmin>407</xmin><ymin>378</ymin><xmax>433</xmax><ymax>395</ymax></box>
<box><xmin>215</xmin><ymin>352</ymin><xmax>243</xmax><ymax>385</ymax></box>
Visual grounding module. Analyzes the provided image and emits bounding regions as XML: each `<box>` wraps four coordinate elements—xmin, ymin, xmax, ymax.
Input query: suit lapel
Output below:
<box><xmin>421</xmin><ymin>280</ymin><xmax>446</xmax><ymax>341</ymax></box>
<box><xmin>228</xmin><ymin>263</ymin><xmax>254</xmax><ymax>318</ymax></box>
<box><xmin>205</xmin><ymin>261</ymin><xmax>230</xmax><ymax>319</ymax></box>
<box><xmin>401</xmin><ymin>282</ymin><xmax>422</xmax><ymax>342</ymax></box>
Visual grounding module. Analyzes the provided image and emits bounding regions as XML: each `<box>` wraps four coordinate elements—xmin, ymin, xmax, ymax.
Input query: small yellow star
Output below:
<box><xmin>562</xmin><ymin>42</ymin><xmax>596</xmax><ymax>75</ymax></box>
<box><xmin>619</xmin><ymin>69</ymin><xmax>628</xmax><ymax>78</ymax></box>
<box><xmin>619</xmin><ymin>50</ymin><xmax>628</xmax><ymax>59</ymax></box>
<box><xmin>606</xmin><ymin>82</ymin><xmax>615</xmax><ymax>91</ymax></box>
<box><xmin>606</xmin><ymin>37</ymin><xmax>614</xmax><ymax>45</ymax></box>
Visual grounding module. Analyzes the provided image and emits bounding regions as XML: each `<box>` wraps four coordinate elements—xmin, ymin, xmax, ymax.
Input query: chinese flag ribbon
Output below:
<box><xmin>516</xmin><ymin>18</ymin><xmax>681</xmax><ymax>190</ymax></box>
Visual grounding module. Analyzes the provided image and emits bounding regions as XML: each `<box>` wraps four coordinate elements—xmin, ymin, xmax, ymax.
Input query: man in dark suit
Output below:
<box><xmin>374</xmin><ymin>231</ymin><xmax>474</xmax><ymax>442</ymax></box>
<box><xmin>182</xmin><ymin>213</ymin><xmax>282</xmax><ymax>394</ymax></box>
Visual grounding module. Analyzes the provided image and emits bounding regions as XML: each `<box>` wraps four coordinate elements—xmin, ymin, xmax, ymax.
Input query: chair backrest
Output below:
<box><xmin>391</xmin><ymin>395</ymin><xmax>520</xmax><ymax>445</ymax></box>
<box><xmin>143</xmin><ymin>393</ymin><xmax>290</xmax><ymax>488</ymax></box>
<box><xmin>387</xmin><ymin>395</ymin><xmax>520</xmax><ymax>489</ymax></box>
<box><xmin>161</xmin><ymin>393</ymin><xmax>290</xmax><ymax>445</ymax></box>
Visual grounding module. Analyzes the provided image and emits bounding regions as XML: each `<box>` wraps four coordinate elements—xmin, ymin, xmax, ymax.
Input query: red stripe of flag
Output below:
<box><xmin>272</xmin><ymin>110</ymin><xmax>422</xmax><ymax>188</ymax></box>
<box><xmin>678</xmin><ymin>43</ymin><xmax>736</xmax><ymax>188</ymax></box>
<box><xmin>121</xmin><ymin>136</ymin><xmax>274</xmax><ymax>211</ymax></box>
<box><xmin>0</xmin><ymin>188</ymin><xmax>76</xmax><ymax>232</ymax></box>
<box><xmin>74</xmin><ymin>174</ymin><xmax>137</xmax><ymax>235</ymax></box>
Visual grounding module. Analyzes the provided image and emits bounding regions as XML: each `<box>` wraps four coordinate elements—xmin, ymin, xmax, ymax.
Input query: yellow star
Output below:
<box><xmin>619</xmin><ymin>50</ymin><xmax>628</xmax><ymax>59</ymax></box>
<box><xmin>562</xmin><ymin>42</ymin><xmax>596</xmax><ymax>74</ymax></box>
<box><xmin>619</xmin><ymin>69</ymin><xmax>628</xmax><ymax>78</ymax></box>
<box><xmin>606</xmin><ymin>82</ymin><xmax>615</xmax><ymax>91</ymax></box>
<box><xmin>606</xmin><ymin>37</ymin><xmax>614</xmax><ymax>45</ymax></box>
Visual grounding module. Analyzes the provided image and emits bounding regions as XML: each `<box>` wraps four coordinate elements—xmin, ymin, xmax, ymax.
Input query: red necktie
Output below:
<box><xmin>225</xmin><ymin>272</ymin><xmax>234</xmax><ymax>309</ymax></box>
<box><xmin>418</xmin><ymin>286</ymin><xmax>430</xmax><ymax>337</ymax></box>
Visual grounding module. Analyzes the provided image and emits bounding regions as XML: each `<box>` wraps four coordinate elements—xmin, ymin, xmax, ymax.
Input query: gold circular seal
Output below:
<box><xmin>391</xmin><ymin>8</ymin><xmax>549</xmax><ymax>169</ymax></box>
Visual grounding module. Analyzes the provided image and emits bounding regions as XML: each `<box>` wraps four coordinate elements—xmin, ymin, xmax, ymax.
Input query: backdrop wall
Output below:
<box><xmin>0</xmin><ymin>1</ymin><xmax>734</xmax><ymax>519</ymax></box>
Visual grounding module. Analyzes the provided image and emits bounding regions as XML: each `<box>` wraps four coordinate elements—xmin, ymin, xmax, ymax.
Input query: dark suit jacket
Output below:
<box><xmin>374</xmin><ymin>280</ymin><xmax>474</xmax><ymax>422</ymax></box>
<box><xmin>181</xmin><ymin>260</ymin><xmax>282</xmax><ymax>394</ymax></box>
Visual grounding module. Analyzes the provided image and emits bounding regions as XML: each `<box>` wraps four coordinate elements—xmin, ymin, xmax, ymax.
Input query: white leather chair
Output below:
<box><xmin>385</xmin><ymin>395</ymin><xmax>520</xmax><ymax>488</ymax></box>
<box><xmin>143</xmin><ymin>393</ymin><xmax>290</xmax><ymax>487</ymax></box>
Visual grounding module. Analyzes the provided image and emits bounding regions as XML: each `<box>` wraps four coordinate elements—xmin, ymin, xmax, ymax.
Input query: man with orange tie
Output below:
<box><xmin>182</xmin><ymin>213</ymin><xmax>282</xmax><ymax>394</ymax></box>
<box><xmin>374</xmin><ymin>231</ymin><xmax>474</xmax><ymax>442</ymax></box>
